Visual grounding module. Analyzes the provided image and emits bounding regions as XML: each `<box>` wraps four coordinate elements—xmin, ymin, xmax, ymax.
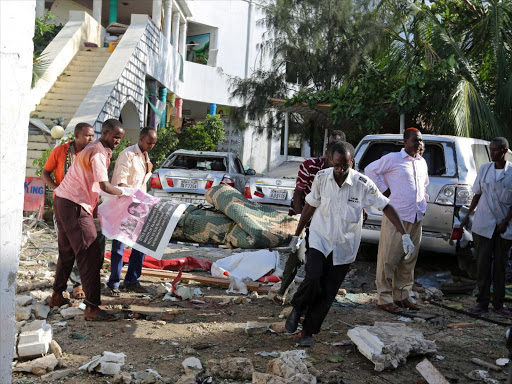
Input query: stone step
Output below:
<box><xmin>30</xmin><ymin>111</ymin><xmax>74</xmax><ymax>121</ymax></box>
<box><xmin>57</xmin><ymin>75</ymin><xmax>96</xmax><ymax>84</ymax></box>
<box><xmin>45</xmin><ymin>90</ymin><xmax>88</xmax><ymax>99</ymax></box>
<box><xmin>75</xmin><ymin>51</ymin><xmax>111</xmax><ymax>58</ymax></box>
<box><xmin>52</xmin><ymin>81</ymin><xmax>92</xmax><ymax>90</ymax></box>
<box><xmin>64</xmin><ymin>64</ymin><xmax>104</xmax><ymax>73</ymax></box>
<box><xmin>35</xmin><ymin>105</ymin><xmax>77</xmax><ymax>114</ymax></box>
<box><xmin>80</xmin><ymin>47</ymin><xmax>110</xmax><ymax>52</ymax></box>
<box><xmin>61</xmin><ymin>70</ymin><xmax>99</xmax><ymax>78</ymax></box>
<box><xmin>39</xmin><ymin>98</ymin><xmax>81</xmax><ymax>107</ymax></box>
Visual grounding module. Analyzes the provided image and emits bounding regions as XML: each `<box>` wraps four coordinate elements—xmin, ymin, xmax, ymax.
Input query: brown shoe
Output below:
<box><xmin>394</xmin><ymin>298</ymin><xmax>419</xmax><ymax>310</ymax></box>
<box><xmin>377</xmin><ymin>303</ymin><xmax>403</xmax><ymax>314</ymax></box>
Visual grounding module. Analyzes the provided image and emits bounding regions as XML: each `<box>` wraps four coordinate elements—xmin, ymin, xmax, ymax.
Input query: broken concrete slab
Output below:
<box><xmin>41</xmin><ymin>368</ymin><xmax>74</xmax><ymax>381</ymax></box>
<box><xmin>60</xmin><ymin>306</ymin><xmax>84</xmax><ymax>319</ymax></box>
<box><xmin>15</xmin><ymin>304</ymin><xmax>33</xmax><ymax>321</ymax></box>
<box><xmin>114</xmin><ymin>371</ymin><xmax>133</xmax><ymax>383</ymax></box>
<box><xmin>79</xmin><ymin>351</ymin><xmax>126</xmax><ymax>376</ymax></box>
<box><xmin>30</xmin><ymin>290</ymin><xmax>52</xmax><ymax>302</ymax></box>
<box><xmin>245</xmin><ymin>321</ymin><xmax>270</xmax><ymax>335</ymax></box>
<box><xmin>14</xmin><ymin>353</ymin><xmax>58</xmax><ymax>376</ymax></box>
<box><xmin>34</xmin><ymin>302</ymin><xmax>50</xmax><ymax>319</ymax></box>
<box><xmin>49</xmin><ymin>340</ymin><xmax>63</xmax><ymax>359</ymax></box>
<box><xmin>252</xmin><ymin>372</ymin><xmax>286</xmax><ymax>384</ymax></box>
<box><xmin>16</xmin><ymin>295</ymin><xmax>34</xmax><ymax>306</ymax></box>
<box><xmin>211</xmin><ymin>357</ymin><xmax>254</xmax><ymax>380</ymax></box>
<box><xmin>267</xmin><ymin>352</ymin><xmax>311</xmax><ymax>381</ymax></box>
<box><xmin>347</xmin><ymin>322</ymin><xmax>437</xmax><ymax>371</ymax></box>
<box><xmin>269</xmin><ymin>321</ymin><xmax>286</xmax><ymax>333</ymax></box>
<box><xmin>416</xmin><ymin>358</ymin><xmax>449</xmax><ymax>384</ymax></box>
<box><xmin>17</xmin><ymin>320</ymin><xmax>53</xmax><ymax>358</ymax></box>
<box><xmin>182</xmin><ymin>357</ymin><xmax>203</xmax><ymax>375</ymax></box>
<box><xmin>176</xmin><ymin>373</ymin><xmax>197</xmax><ymax>384</ymax></box>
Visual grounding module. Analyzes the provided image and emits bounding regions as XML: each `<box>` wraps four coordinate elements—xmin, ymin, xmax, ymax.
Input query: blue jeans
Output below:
<box><xmin>107</xmin><ymin>240</ymin><xmax>146</xmax><ymax>288</ymax></box>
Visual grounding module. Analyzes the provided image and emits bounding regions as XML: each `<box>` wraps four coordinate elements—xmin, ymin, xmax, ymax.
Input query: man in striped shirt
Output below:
<box><xmin>277</xmin><ymin>131</ymin><xmax>345</xmax><ymax>300</ymax></box>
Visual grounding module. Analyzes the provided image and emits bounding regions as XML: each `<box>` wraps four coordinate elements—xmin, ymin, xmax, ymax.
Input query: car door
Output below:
<box><xmin>230</xmin><ymin>156</ymin><xmax>247</xmax><ymax>193</ymax></box>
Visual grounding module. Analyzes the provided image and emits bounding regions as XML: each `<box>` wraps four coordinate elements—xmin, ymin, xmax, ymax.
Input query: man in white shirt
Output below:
<box><xmin>106</xmin><ymin>127</ymin><xmax>158</xmax><ymax>296</ymax></box>
<box><xmin>285</xmin><ymin>141</ymin><xmax>414</xmax><ymax>346</ymax></box>
<box><xmin>461</xmin><ymin>137</ymin><xmax>512</xmax><ymax>318</ymax></box>
<box><xmin>365</xmin><ymin>128</ymin><xmax>429</xmax><ymax>314</ymax></box>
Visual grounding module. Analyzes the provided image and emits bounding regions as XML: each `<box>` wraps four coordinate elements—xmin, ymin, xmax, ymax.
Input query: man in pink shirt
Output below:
<box><xmin>49</xmin><ymin>119</ymin><xmax>126</xmax><ymax>321</ymax></box>
<box><xmin>365</xmin><ymin>128</ymin><xmax>429</xmax><ymax>314</ymax></box>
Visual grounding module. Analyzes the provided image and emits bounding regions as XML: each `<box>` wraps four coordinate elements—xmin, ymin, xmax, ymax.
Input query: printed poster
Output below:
<box><xmin>186</xmin><ymin>33</ymin><xmax>210</xmax><ymax>65</ymax></box>
<box><xmin>98</xmin><ymin>188</ymin><xmax>187</xmax><ymax>260</ymax></box>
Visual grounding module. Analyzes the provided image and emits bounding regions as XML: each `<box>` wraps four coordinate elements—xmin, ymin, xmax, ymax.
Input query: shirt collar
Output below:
<box><xmin>135</xmin><ymin>143</ymin><xmax>143</xmax><ymax>154</ymax></box>
<box><xmin>400</xmin><ymin>148</ymin><xmax>419</xmax><ymax>160</ymax></box>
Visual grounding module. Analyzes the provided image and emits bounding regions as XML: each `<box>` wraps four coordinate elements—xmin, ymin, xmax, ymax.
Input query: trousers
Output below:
<box><xmin>474</xmin><ymin>232</ymin><xmax>512</xmax><ymax>309</ymax></box>
<box><xmin>107</xmin><ymin>240</ymin><xmax>146</xmax><ymax>288</ymax></box>
<box><xmin>376</xmin><ymin>215</ymin><xmax>422</xmax><ymax>305</ymax></box>
<box><xmin>291</xmin><ymin>248</ymin><xmax>349</xmax><ymax>335</ymax></box>
<box><xmin>52</xmin><ymin>197</ymin><xmax>103</xmax><ymax>307</ymax></box>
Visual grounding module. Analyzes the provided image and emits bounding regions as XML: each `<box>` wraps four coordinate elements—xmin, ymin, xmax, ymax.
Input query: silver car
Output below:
<box><xmin>244</xmin><ymin>158</ymin><xmax>304</xmax><ymax>213</ymax></box>
<box><xmin>354</xmin><ymin>134</ymin><xmax>502</xmax><ymax>276</ymax></box>
<box><xmin>150</xmin><ymin>149</ymin><xmax>255</xmax><ymax>204</ymax></box>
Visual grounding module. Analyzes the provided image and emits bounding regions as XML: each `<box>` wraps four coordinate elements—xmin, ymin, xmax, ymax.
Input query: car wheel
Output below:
<box><xmin>457</xmin><ymin>247</ymin><xmax>477</xmax><ymax>279</ymax></box>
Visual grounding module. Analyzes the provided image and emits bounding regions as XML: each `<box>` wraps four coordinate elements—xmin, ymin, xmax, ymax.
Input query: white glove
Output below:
<box><xmin>289</xmin><ymin>236</ymin><xmax>300</xmax><ymax>251</ymax></box>
<box><xmin>402</xmin><ymin>234</ymin><xmax>415</xmax><ymax>260</ymax></box>
<box><xmin>120</xmin><ymin>189</ymin><xmax>134</xmax><ymax>197</ymax></box>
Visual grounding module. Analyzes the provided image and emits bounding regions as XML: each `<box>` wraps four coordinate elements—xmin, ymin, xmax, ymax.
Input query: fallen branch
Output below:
<box><xmin>470</xmin><ymin>358</ymin><xmax>502</xmax><ymax>372</ymax></box>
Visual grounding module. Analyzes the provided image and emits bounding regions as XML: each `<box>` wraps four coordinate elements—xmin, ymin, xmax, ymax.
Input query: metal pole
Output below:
<box><xmin>284</xmin><ymin>111</ymin><xmax>289</xmax><ymax>161</ymax></box>
<box><xmin>244</xmin><ymin>0</ymin><xmax>254</xmax><ymax>79</ymax></box>
<box><xmin>400</xmin><ymin>113</ymin><xmax>405</xmax><ymax>134</ymax></box>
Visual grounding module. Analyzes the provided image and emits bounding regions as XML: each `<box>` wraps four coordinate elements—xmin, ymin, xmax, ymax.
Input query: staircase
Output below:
<box><xmin>26</xmin><ymin>47</ymin><xmax>111</xmax><ymax>177</ymax></box>
<box><xmin>30</xmin><ymin>47</ymin><xmax>111</xmax><ymax>128</ymax></box>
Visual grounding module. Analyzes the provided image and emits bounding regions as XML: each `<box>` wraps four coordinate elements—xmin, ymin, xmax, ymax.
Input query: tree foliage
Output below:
<box><xmin>179</xmin><ymin>115</ymin><xmax>225</xmax><ymax>151</ymax></box>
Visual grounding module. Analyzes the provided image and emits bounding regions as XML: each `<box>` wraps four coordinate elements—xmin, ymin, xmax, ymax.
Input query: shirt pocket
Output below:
<box><xmin>320</xmin><ymin>197</ymin><xmax>331</xmax><ymax>217</ymax></box>
<box><xmin>345</xmin><ymin>202</ymin><xmax>362</xmax><ymax>223</ymax></box>
<box><xmin>499</xmin><ymin>188</ymin><xmax>512</xmax><ymax>205</ymax></box>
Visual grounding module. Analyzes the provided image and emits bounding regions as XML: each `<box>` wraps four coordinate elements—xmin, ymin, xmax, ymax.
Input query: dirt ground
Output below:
<box><xmin>12</xmin><ymin>228</ymin><xmax>512</xmax><ymax>384</ymax></box>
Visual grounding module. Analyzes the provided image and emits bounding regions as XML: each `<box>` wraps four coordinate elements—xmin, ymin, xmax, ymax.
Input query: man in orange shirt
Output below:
<box><xmin>42</xmin><ymin>123</ymin><xmax>94</xmax><ymax>299</ymax></box>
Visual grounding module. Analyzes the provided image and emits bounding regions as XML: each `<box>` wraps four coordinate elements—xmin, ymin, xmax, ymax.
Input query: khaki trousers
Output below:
<box><xmin>376</xmin><ymin>215</ymin><xmax>422</xmax><ymax>305</ymax></box>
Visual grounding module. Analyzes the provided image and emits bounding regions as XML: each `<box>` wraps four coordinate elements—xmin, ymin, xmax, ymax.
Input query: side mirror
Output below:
<box><xmin>245</xmin><ymin>169</ymin><xmax>256</xmax><ymax>176</ymax></box>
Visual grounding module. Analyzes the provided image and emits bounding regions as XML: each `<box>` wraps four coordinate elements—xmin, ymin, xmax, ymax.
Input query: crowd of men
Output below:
<box><xmin>42</xmin><ymin>121</ymin><xmax>512</xmax><ymax>334</ymax></box>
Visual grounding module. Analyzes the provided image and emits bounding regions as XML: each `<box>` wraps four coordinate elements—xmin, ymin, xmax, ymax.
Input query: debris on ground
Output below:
<box><xmin>209</xmin><ymin>357</ymin><xmax>254</xmax><ymax>380</ymax></box>
<box><xmin>17</xmin><ymin>319</ymin><xmax>53</xmax><ymax>359</ymax></box>
<box><xmin>79</xmin><ymin>351</ymin><xmax>126</xmax><ymax>376</ymax></box>
<box><xmin>60</xmin><ymin>306</ymin><xmax>83</xmax><ymax>319</ymax></box>
<box><xmin>14</xmin><ymin>353</ymin><xmax>59</xmax><ymax>376</ymax></box>
<box><xmin>347</xmin><ymin>322</ymin><xmax>437</xmax><ymax>371</ymax></box>
<box><xmin>245</xmin><ymin>321</ymin><xmax>270</xmax><ymax>335</ymax></box>
<box><xmin>415</xmin><ymin>358</ymin><xmax>449</xmax><ymax>384</ymax></box>
<box><xmin>496</xmin><ymin>358</ymin><xmax>509</xmax><ymax>366</ymax></box>
<box><xmin>470</xmin><ymin>358</ymin><xmax>502</xmax><ymax>372</ymax></box>
<box><xmin>466</xmin><ymin>370</ymin><xmax>500</xmax><ymax>383</ymax></box>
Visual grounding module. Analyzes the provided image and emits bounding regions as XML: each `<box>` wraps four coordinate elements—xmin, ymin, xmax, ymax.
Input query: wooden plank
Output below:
<box><xmin>416</xmin><ymin>359</ymin><xmax>450</xmax><ymax>384</ymax></box>
<box><xmin>470</xmin><ymin>358</ymin><xmax>502</xmax><ymax>372</ymax></box>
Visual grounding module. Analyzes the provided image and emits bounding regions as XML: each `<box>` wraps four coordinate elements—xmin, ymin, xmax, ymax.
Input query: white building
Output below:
<box><xmin>28</xmin><ymin>0</ymin><xmax>307</xmax><ymax>175</ymax></box>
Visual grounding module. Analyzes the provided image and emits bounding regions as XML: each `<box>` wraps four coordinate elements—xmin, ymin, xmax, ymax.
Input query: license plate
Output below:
<box><xmin>181</xmin><ymin>180</ymin><xmax>198</xmax><ymax>189</ymax></box>
<box><xmin>270</xmin><ymin>189</ymin><xmax>287</xmax><ymax>200</ymax></box>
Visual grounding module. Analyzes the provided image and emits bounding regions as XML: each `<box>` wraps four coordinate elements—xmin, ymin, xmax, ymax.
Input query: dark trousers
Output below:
<box><xmin>53</xmin><ymin>197</ymin><xmax>103</xmax><ymax>307</ymax></box>
<box><xmin>279</xmin><ymin>229</ymin><xmax>309</xmax><ymax>295</ymax></box>
<box><xmin>474</xmin><ymin>232</ymin><xmax>512</xmax><ymax>309</ymax></box>
<box><xmin>107</xmin><ymin>240</ymin><xmax>146</xmax><ymax>288</ymax></box>
<box><xmin>291</xmin><ymin>248</ymin><xmax>349</xmax><ymax>335</ymax></box>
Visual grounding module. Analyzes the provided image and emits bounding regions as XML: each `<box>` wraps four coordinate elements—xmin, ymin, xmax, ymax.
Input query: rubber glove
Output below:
<box><xmin>120</xmin><ymin>188</ymin><xmax>134</xmax><ymax>197</ymax></box>
<box><xmin>289</xmin><ymin>236</ymin><xmax>300</xmax><ymax>251</ymax></box>
<box><xmin>402</xmin><ymin>234</ymin><xmax>415</xmax><ymax>260</ymax></box>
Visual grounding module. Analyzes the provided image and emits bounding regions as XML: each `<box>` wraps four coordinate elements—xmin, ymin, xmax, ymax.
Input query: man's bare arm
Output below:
<box><xmin>99</xmin><ymin>181</ymin><xmax>123</xmax><ymax>195</ymax></box>
<box><xmin>42</xmin><ymin>169</ymin><xmax>58</xmax><ymax>190</ymax></box>
<box><xmin>382</xmin><ymin>204</ymin><xmax>407</xmax><ymax>235</ymax></box>
<box><xmin>294</xmin><ymin>203</ymin><xmax>316</xmax><ymax>236</ymax></box>
<box><xmin>460</xmin><ymin>194</ymin><xmax>481</xmax><ymax>228</ymax></box>
<box><xmin>292</xmin><ymin>188</ymin><xmax>305</xmax><ymax>214</ymax></box>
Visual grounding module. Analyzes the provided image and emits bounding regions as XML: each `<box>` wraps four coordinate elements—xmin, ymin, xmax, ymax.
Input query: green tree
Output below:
<box><xmin>150</xmin><ymin>124</ymin><xmax>179</xmax><ymax>169</ymax></box>
<box><xmin>179</xmin><ymin>115</ymin><xmax>225</xmax><ymax>151</ymax></box>
<box><xmin>32</xmin><ymin>12</ymin><xmax>63</xmax><ymax>88</ymax></box>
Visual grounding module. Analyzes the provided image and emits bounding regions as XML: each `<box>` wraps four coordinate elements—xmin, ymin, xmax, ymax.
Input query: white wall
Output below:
<box><xmin>0</xmin><ymin>0</ymin><xmax>35</xmax><ymax>380</ymax></box>
<box><xmin>50</xmin><ymin>0</ymin><xmax>93</xmax><ymax>25</ymax></box>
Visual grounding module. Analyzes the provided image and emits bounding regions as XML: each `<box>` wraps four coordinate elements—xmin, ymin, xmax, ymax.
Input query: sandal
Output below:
<box><xmin>72</xmin><ymin>285</ymin><xmax>86</xmax><ymax>299</ymax></box>
<box><xmin>493</xmin><ymin>307</ymin><xmax>512</xmax><ymax>318</ymax></box>
<box><xmin>85</xmin><ymin>310</ymin><xmax>118</xmax><ymax>322</ymax></box>
<box><xmin>377</xmin><ymin>303</ymin><xmax>403</xmax><ymax>314</ymax></box>
<box><xmin>469</xmin><ymin>306</ymin><xmax>488</xmax><ymax>315</ymax></box>
<box><xmin>106</xmin><ymin>287</ymin><xmax>121</xmax><ymax>297</ymax></box>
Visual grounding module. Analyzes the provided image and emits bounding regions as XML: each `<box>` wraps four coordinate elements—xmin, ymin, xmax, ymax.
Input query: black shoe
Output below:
<box><xmin>299</xmin><ymin>333</ymin><xmax>315</xmax><ymax>347</ymax></box>
<box><xmin>285</xmin><ymin>308</ymin><xmax>301</xmax><ymax>333</ymax></box>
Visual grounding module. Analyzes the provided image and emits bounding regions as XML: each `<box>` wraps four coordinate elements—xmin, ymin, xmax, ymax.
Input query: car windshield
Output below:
<box><xmin>359</xmin><ymin>142</ymin><xmax>447</xmax><ymax>176</ymax></box>
<box><xmin>161</xmin><ymin>155</ymin><xmax>227</xmax><ymax>171</ymax></box>
<box><xmin>267</xmin><ymin>161</ymin><xmax>302</xmax><ymax>178</ymax></box>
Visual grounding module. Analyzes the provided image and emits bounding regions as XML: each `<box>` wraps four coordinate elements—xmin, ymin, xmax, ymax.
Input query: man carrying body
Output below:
<box><xmin>285</xmin><ymin>141</ymin><xmax>414</xmax><ymax>346</ymax></box>
<box><xmin>48</xmin><ymin>119</ymin><xmax>126</xmax><ymax>321</ymax></box>
<box><xmin>42</xmin><ymin>122</ymin><xmax>95</xmax><ymax>299</ymax></box>
<box><xmin>365</xmin><ymin>128</ymin><xmax>428</xmax><ymax>314</ymax></box>
<box><xmin>277</xmin><ymin>131</ymin><xmax>345</xmax><ymax>301</ymax></box>
<box><xmin>461</xmin><ymin>137</ymin><xmax>512</xmax><ymax>317</ymax></box>
<box><xmin>107</xmin><ymin>127</ymin><xmax>158</xmax><ymax>296</ymax></box>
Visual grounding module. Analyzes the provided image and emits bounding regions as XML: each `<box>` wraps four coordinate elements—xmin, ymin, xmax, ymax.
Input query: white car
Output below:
<box><xmin>150</xmin><ymin>149</ymin><xmax>255</xmax><ymax>205</ymax></box>
<box><xmin>244</xmin><ymin>158</ymin><xmax>304</xmax><ymax>213</ymax></box>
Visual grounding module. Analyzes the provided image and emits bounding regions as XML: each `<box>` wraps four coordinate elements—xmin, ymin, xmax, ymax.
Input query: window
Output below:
<box><xmin>471</xmin><ymin>144</ymin><xmax>490</xmax><ymax>172</ymax></box>
<box><xmin>233</xmin><ymin>158</ymin><xmax>244</xmax><ymax>174</ymax></box>
<box><xmin>359</xmin><ymin>142</ymin><xmax>447</xmax><ymax>176</ymax></box>
<box><xmin>162</xmin><ymin>155</ymin><xmax>226</xmax><ymax>171</ymax></box>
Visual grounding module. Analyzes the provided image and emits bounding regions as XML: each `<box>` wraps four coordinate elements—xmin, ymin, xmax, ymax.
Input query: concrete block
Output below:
<box><xmin>14</xmin><ymin>354</ymin><xmax>58</xmax><ymax>376</ymax></box>
<box><xmin>34</xmin><ymin>303</ymin><xmax>50</xmax><ymax>319</ymax></box>
<box><xmin>17</xmin><ymin>320</ymin><xmax>52</xmax><ymax>358</ymax></box>
<box><xmin>16</xmin><ymin>295</ymin><xmax>34</xmax><ymax>306</ymax></box>
<box><xmin>348</xmin><ymin>322</ymin><xmax>437</xmax><ymax>371</ymax></box>
<box><xmin>211</xmin><ymin>357</ymin><xmax>254</xmax><ymax>380</ymax></box>
<box><xmin>79</xmin><ymin>351</ymin><xmax>126</xmax><ymax>376</ymax></box>
<box><xmin>416</xmin><ymin>358</ymin><xmax>449</xmax><ymax>384</ymax></box>
<box><xmin>15</xmin><ymin>304</ymin><xmax>33</xmax><ymax>321</ymax></box>
<box><xmin>267</xmin><ymin>353</ymin><xmax>310</xmax><ymax>380</ymax></box>
<box><xmin>60</xmin><ymin>306</ymin><xmax>83</xmax><ymax>319</ymax></box>
<box><xmin>182</xmin><ymin>357</ymin><xmax>202</xmax><ymax>375</ymax></box>
<box><xmin>245</xmin><ymin>321</ymin><xmax>270</xmax><ymax>335</ymax></box>
<box><xmin>49</xmin><ymin>340</ymin><xmax>63</xmax><ymax>359</ymax></box>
